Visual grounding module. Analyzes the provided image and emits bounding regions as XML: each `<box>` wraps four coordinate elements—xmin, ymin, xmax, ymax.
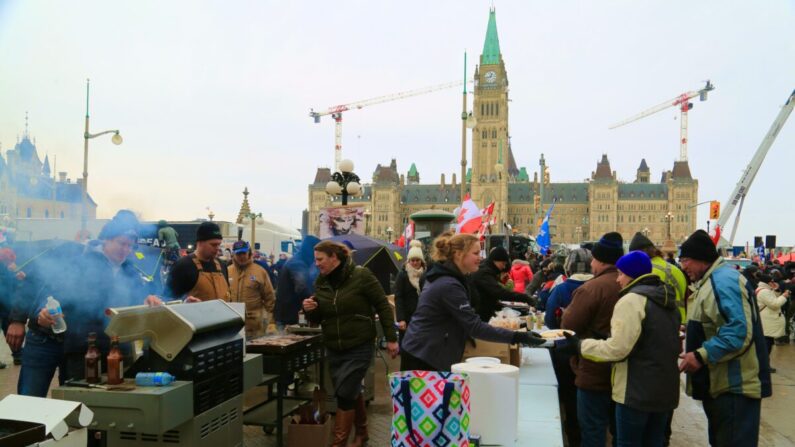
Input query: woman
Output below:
<box><xmin>401</xmin><ymin>231</ymin><xmax>548</xmax><ymax>372</ymax></box>
<box><xmin>302</xmin><ymin>241</ymin><xmax>397</xmax><ymax>447</ymax></box>
<box><xmin>394</xmin><ymin>242</ymin><xmax>425</xmax><ymax>367</ymax></box>
<box><xmin>756</xmin><ymin>273</ymin><xmax>789</xmax><ymax>373</ymax></box>
<box><xmin>509</xmin><ymin>258</ymin><xmax>533</xmax><ymax>294</ymax></box>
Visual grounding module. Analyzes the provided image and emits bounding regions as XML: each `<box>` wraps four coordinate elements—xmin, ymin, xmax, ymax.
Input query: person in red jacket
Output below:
<box><xmin>509</xmin><ymin>259</ymin><xmax>533</xmax><ymax>294</ymax></box>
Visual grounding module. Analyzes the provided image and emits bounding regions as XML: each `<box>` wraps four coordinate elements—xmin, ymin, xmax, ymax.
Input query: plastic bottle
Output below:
<box><xmin>106</xmin><ymin>336</ymin><xmax>124</xmax><ymax>385</ymax></box>
<box><xmin>84</xmin><ymin>332</ymin><xmax>101</xmax><ymax>384</ymax></box>
<box><xmin>135</xmin><ymin>372</ymin><xmax>175</xmax><ymax>387</ymax></box>
<box><xmin>46</xmin><ymin>296</ymin><xmax>67</xmax><ymax>334</ymax></box>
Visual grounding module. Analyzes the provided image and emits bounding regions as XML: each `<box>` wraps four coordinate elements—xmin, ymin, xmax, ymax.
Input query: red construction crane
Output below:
<box><xmin>610</xmin><ymin>80</ymin><xmax>715</xmax><ymax>161</ymax></box>
<box><xmin>310</xmin><ymin>80</ymin><xmax>464</xmax><ymax>170</ymax></box>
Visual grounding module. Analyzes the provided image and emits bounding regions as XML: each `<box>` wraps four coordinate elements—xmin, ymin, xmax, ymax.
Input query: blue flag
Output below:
<box><xmin>536</xmin><ymin>203</ymin><xmax>555</xmax><ymax>254</ymax></box>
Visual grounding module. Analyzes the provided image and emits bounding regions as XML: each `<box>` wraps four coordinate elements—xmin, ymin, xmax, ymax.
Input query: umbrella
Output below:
<box><xmin>325</xmin><ymin>234</ymin><xmax>405</xmax><ymax>292</ymax></box>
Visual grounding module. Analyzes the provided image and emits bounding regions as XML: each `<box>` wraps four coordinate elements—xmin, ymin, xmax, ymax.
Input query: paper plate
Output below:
<box><xmin>539</xmin><ymin>329</ymin><xmax>574</xmax><ymax>341</ymax></box>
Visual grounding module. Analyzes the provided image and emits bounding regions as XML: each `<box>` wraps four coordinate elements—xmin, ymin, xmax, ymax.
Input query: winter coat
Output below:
<box><xmin>306</xmin><ymin>260</ymin><xmax>397</xmax><ymax>351</ymax></box>
<box><xmin>393</xmin><ymin>266</ymin><xmax>425</xmax><ymax>325</ymax></box>
<box><xmin>561</xmin><ymin>266</ymin><xmax>622</xmax><ymax>391</ymax></box>
<box><xmin>580</xmin><ymin>274</ymin><xmax>681</xmax><ymax>412</ymax></box>
<box><xmin>228</xmin><ymin>261</ymin><xmax>275</xmax><ymax>337</ymax></box>
<box><xmin>274</xmin><ymin>236</ymin><xmax>319</xmax><ymax>325</ymax></box>
<box><xmin>401</xmin><ymin>262</ymin><xmax>516</xmax><ymax>371</ymax></box>
<box><xmin>756</xmin><ymin>283</ymin><xmax>787</xmax><ymax>338</ymax></box>
<box><xmin>509</xmin><ymin>261</ymin><xmax>533</xmax><ymax>294</ymax></box>
<box><xmin>685</xmin><ymin>258</ymin><xmax>771</xmax><ymax>400</ymax></box>
<box><xmin>470</xmin><ymin>260</ymin><xmax>529</xmax><ymax>321</ymax></box>
<box><xmin>544</xmin><ymin>274</ymin><xmax>592</xmax><ymax>329</ymax></box>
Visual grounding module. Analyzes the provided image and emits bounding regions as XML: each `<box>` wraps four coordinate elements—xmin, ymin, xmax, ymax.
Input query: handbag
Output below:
<box><xmin>389</xmin><ymin>370</ymin><xmax>471</xmax><ymax>447</ymax></box>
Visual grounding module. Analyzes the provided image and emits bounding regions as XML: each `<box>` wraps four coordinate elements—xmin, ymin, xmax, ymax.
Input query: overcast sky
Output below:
<box><xmin>1</xmin><ymin>1</ymin><xmax>793</xmax><ymax>245</ymax></box>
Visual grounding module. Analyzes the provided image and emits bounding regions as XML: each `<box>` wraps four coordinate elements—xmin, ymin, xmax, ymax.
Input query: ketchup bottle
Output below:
<box><xmin>84</xmin><ymin>332</ymin><xmax>101</xmax><ymax>384</ymax></box>
<box><xmin>106</xmin><ymin>335</ymin><xmax>124</xmax><ymax>385</ymax></box>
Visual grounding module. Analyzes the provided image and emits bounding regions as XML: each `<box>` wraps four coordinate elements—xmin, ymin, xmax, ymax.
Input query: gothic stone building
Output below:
<box><xmin>308</xmin><ymin>9</ymin><xmax>697</xmax><ymax>246</ymax></box>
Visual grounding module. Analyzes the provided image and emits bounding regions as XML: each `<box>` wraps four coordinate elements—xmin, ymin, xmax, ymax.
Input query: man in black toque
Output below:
<box><xmin>166</xmin><ymin>221</ymin><xmax>229</xmax><ymax>301</ymax></box>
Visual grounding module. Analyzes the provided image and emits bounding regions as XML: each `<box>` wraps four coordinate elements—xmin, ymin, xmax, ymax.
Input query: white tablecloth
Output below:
<box><xmin>514</xmin><ymin>347</ymin><xmax>563</xmax><ymax>446</ymax></box>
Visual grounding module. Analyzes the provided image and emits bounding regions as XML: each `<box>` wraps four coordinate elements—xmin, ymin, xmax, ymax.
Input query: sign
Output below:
<box><xmin>318</xmin><ymin>206</ymin><xmax>366</xmax><ymax>239</ymax></box>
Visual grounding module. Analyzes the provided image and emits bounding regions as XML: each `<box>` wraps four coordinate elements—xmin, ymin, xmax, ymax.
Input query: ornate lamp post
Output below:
<box><xmin>664</xmin><ymin>212</ymin><xmax>674</xmax><ymax>240</ymax></box>
<box><xmin>241</xmin><ymin>211</ymin><xmax>265</xmax><ymax>250</ymax></box>
<box><xmin>641</xmin><ymin>227</ymin><xmax>651</xmax><ymax>239</ymax></box>
<box><xmin>385</xmin><ymin>226</ymin><xmax>394</xmax><ymax>243</ymax></box>
<box><xmin>661</xmin><ymin>212</ymin><xmax>677</xmax><ymax>255</ymax></box>
<box><xmin>325</xmin><ymin>159</ymin><xmax>362</xmax><ymax>205</ymax></box>
<box><xmin>363</xmin><ymin>208</ymin><xmax>372</xmax><ymax>236</ymax></box>
<box><xmin>82</xmin><ymin>79</ymin><xmax>122</xmax><ymax>236</ymax></box>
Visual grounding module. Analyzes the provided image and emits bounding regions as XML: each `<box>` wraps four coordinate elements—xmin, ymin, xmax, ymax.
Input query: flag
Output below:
<box><xmin>709</xmin><ymin>224</ymin><xmax>721</xmax><ymax>246</ymax></box>
<box><xmin>456</xmin><ymin>194</ymin><xmax>482</xmax><ymax>234</ymax></box>
<box><xmin>396</xmin><ymin>235</ymin><xmax>406</xmax><ymax>248</ymax></box>
<box><xmin>536</xmin><ymin>203</ymin><xmax>555</xmax><ymax>254</ymax></box>
<box><xmin>403</xmin><ymin>221</ymin><xmax>415</xmax><ymax>242</ymax></box>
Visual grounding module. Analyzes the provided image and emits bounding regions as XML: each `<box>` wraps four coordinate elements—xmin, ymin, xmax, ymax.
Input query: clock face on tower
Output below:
<box><xmin>485</xmin><ymin>71</ymin><xmax>496</xmax><ymax>83</ymax></box>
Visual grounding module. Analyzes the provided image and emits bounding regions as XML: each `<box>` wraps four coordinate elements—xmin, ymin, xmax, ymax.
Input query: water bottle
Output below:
<box><xmin>46</xmin><ymin>296</ymin><xmax>67</xmax><ymax>334</ymax></box>
<box><xmin>135</xmin><ymin>372</ymin><xmax>175</xmax><ymax>387</ymax></box>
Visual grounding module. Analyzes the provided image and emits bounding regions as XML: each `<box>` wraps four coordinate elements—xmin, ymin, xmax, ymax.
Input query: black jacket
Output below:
<box><xmin>393</xmin><ymin>267</ymin><xmax>425</xmax><ymax>324</ymax></box>
<box><xmin>470</xmin><ymin>260</ymin><xmax>528</xmax><ymax>321</ymax></box>
<box><xmin>401</xmin><ymin>262</ymin><xmax>515</xmax><ymax>371</ymax></box>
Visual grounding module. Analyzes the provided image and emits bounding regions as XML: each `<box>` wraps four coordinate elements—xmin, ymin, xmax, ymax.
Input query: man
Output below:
<box><xmin>469</xmin><ymin>246</ymin><xmax>530</xmax><ymax>322</ymax></box>
<box><xmin>561</xmin><ymin>232</ymin><xmax>624</xmax><ymax>447</ymax></box>
<box><xmin>18</xmin><ymin>211</ymin><xmax>162</xmax><ymax>396</ymax></box>
<box><xmin>167</xmin><ymin>221</ymin><xmax>229</xmax><ymax>301</ymax></box>
<box><xmin>628</xmin><ymin>231</ymin><xmax>688</xmax><ymax>445</ymax></box>
<box><xmin>678</xmin><ymin>230</ymin><xmax>771</xmax><ymax>446</ymax></box>
<box><xmin>275</xmin><ymin>236</ymin><xmax>320</xmax><ymax>332</ymax></box>
<box><xmin>564</xmin><ymin>250</ymin><xmax>680</xmax><ymax>446</ymax></box>
<box><xmin>228</xmin><ymin>241</ymin><xmax>275</xmax><ymax>338</ymax></box>
<box><xmin>157</xmin><ymin>219</ymin><xmax>180</xmax><ymax>264</ymax></box>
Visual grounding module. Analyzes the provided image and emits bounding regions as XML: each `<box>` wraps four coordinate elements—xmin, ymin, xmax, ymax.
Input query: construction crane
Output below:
<box><xmin>716</xmin><ymin>89</ymin><xmax>795</xmax><ymax>248</ymax></box>
<box><xmin>310</xmin><ymin>80</ymin><xmax>464</xmax><ymax>170</ymax></box>
<box><xmin>610</xmin><ymin>81</ymin><xmax>715</xmax><ymax>161</ymax></box>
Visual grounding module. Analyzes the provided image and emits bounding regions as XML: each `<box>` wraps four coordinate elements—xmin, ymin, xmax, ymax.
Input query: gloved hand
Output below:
<box><xmin>512</xmin><ymin>331</ymin><xmax>553</xmax><ymax>348</ymax></box>
<box><xmin>555</xmin><ymin>331</ymin><xmax>582</xmax><ymax>355</ymax></box>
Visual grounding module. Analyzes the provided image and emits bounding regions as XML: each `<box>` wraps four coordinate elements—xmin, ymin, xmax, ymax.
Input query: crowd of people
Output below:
<box><xmin>0</xmin><ymin>211</ymin><xmax>793</xmax><ymax>446</ymax></box>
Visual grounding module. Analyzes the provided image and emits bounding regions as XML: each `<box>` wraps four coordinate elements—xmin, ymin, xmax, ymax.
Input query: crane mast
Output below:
<box><xmin>310</xmin><ymin>80</ymin><xmax>465</xmax><ymax>170</ymax></box>
<box><xmin>717</xmin><ymin>89</ymin><xmax>795</xmax><ymax>247</ymax></box>
<box><xmin>610</xmin><ymin>81</ymin><xmax>714</xmax><ymax>161</ymax></box>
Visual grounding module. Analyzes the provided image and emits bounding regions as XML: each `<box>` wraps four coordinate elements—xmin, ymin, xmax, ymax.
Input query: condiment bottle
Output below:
<box><xmin>106</xmin><ymin>335</ymin><xmax>124</xmax><ymax>385</ymax></box>
<box><xmin>84</xmin><ymin>332</ymin><xmax>101</xmax><ymax>384</ymax></box>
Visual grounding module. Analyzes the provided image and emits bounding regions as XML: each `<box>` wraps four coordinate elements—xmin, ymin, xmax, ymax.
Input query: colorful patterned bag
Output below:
<box><xmin>389</xmin><ymin>370</ymin><xmax>471</xmax><ymax>447</ymax></box>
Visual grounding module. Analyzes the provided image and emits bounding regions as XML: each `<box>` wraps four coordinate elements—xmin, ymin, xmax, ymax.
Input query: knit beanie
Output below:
<box><xmin>196</xmin><ymin>221</ymin><xmax>223</xmax><ymax>242</ymax></box>
<box><xmin>592</xmin><ymin>232</ymin><xmax>624</xmax><ymax>265</ymax></box>
<box><xmin>628</xmin><ymin>232</ymin><xmax>655</xmax><ymax>252</ymax></box>
<box><xmin>616</xmin><ymin>251</ymin><xmax>652</xmax><ymax>279</ymax></box>
<box><xmin>679</xmin><ymin>230</ymin><xmax>719</xmax><ymax>263</ymax></box>
<box><xmin>565</xmin><ymin>248</ymin><xmax>593</xmax><ymax>275</ymax></box>
<box><xmin>488</xmin><ymin>246</ymin><xmax>510</xmax><ymax>264</ymax></box>
<box><xmin>99</xmin><ymin>210</ymin><xmax>139</xmax><ymax>241</ymax></box>
<box><xmin>408</xmin><ymin>246</ymin><xmax>424</xmax><ymax>261</ymax></box>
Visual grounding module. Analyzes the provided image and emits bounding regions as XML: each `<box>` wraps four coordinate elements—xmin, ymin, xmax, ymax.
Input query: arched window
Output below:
<box><xmin>492</xmin><ymin>129</ymin><xmax>497</xmax><ymax>138</ymax></box>
<box><xmin>482</xmin><ymin>130</ymin><xmax>488</xmax><ymax>139</ymax></box>
<box><xmin>496</xmin><ymin>103</ymin><xmax>499</xmax><ymax>116</ymax></box>
<box><xmin>481</xmin><ymin>104</ymin><xmax>484</xmax><ymax>116</ymax></box>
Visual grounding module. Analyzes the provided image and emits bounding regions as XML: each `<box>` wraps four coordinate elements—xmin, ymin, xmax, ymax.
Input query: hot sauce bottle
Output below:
<box><xmin>107</xmin><ymin>335</ymin><xmax>124</xmax><ymax>385</ymax></box>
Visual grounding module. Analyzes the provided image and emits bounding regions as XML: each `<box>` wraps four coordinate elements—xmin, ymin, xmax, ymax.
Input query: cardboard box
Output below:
<box><xmin>462</xmin><ymin>339</ymin><xmax>511</xmax><ymax>364</ymax></box>
<box><xmin>286</xmin><ymin>414</ymin><xmax>333</xmax><ymax>447</ymax></box>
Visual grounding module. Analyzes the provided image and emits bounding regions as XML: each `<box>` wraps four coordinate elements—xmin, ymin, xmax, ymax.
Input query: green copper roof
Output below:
<box><xmin>408</xmin><ymin>163</ymin><xmax>418</xmax><ymax>177</ymax></box>
<box><xmin>516</xmin><ymin>167</ymin><xmax>529</xmax><ymax>182</ymax></box>
<box><xmin>481</xmin><ymin>8</ymin><xmax>501</xmax><ymax>66</ymax></box>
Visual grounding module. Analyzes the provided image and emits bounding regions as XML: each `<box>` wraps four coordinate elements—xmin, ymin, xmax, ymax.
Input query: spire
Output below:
<box><xmin>43</xmin><ymin>154</ymin><xmax>51</xmax><ymax>176</ymax></box>
<box><xmin>481</xmin><ymin>8</ymin><xmax>501</xmax><ymax>66</ymax></box>
<box><xmin>236</xmin><ymin>187</ymin><xmax>252</xmax><ymax>224</ymax></box>
<box><xmin>24</xmin><ymin>111</ymin><xmax>29</xmax><ymax>137</ymax></box>
<box><xmin>637</xmin><ymin>158</ymin><xmax>650</xmax><ymax>172</ymax></box>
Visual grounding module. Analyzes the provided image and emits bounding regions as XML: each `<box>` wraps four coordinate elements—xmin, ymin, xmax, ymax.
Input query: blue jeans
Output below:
<box><xmin>18</xmin><ymin>329</ymin><xmax>65</xmax><ymax>397</ymax></box>
<box><xmin>577</xmin><ymin>388</ymin><xmax>617</xmax><ymax>447</ymax></box>
<box><xmin>615</xmin><ymin>403</ymin><xmax>667</xmax><ymax>446</ymax></box>
<box><xmin>702</xmin><ymin>393</ymin><xmax>761</xmax><ymax>447</ymax></box>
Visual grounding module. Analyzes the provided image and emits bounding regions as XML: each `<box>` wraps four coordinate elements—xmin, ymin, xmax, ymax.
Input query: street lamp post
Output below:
<box><xmin>664</xmin><ymin>212</ymin><xmax>674</xmax><ymax>240</ymax></box>
<box><xmin>82</xmin><ymin>79</ymin><xmax>122</xmax><ymax>237</ymax></box>
<box><xmin>385</xmin><ymin>226</ymin><xmax>394</xmax><ymax>243</ymax></box>
<box><xmin>241</xmin><ymin>211</ymin><xmax>265</xmax><ymax>251</ymax></box>
<box><xmin>575</xmin><ymin>226</ymin><xmax>582</xmax><ymax>244</ymax></box>
<box><xmin>363</xmin><ymin>208</ymin><xmax>372</xmax><ymax>236</ymax></box>
<box><xmin>325</xmin><ymin>159</ymin><xmax>362</xmax><ymax>206</ymax></box>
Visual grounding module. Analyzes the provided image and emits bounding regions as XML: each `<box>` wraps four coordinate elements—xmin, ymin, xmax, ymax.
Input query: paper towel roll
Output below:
<box><xmin>465</xmin><ymin>356</ymin><xmax>501</xmax><ymax>365</ymax></box>
<box><xmin>451</xmin><ymin>362</ymin><xmax>519</xmax><ymax>446</ymax></box>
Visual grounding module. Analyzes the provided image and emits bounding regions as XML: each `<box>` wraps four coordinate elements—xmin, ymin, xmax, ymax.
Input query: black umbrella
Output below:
<box><xmin>325</xmin><ymin>234</ymin><xmax>406</xmax><ymax>292</ymax></box>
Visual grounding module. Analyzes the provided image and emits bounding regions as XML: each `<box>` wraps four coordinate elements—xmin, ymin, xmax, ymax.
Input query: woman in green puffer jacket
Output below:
<box><xmin>303</xmin><ymin>240</ymin><xmax>398</xmax><ymax>447</ymax></box>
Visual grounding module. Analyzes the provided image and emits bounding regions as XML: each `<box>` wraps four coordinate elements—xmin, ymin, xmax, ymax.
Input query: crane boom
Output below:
<box><xmin>310</xmin><ymin>80</ymin><xmax>465</xmax><ymax>170</ymax></box>
<box><xmin>717</xmin><ymin>89</ymin><xmax>795</xmax><ymax>247</ymax></box>
<box><xmin>609</xmin><ymin>81</ymin><xmax>714</xmax><ymax>161</ymax></box>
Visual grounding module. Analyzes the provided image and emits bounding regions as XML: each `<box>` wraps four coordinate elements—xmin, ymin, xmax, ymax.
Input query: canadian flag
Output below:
<box><xmin>403</xmin><ymin>221</ymin><xmax>415</xmax><ymax>242</ymax></box>
<box><xmin>709</xmin><ymin>224</ymin><xmax>722</xmax><ymax>245</ymax></box>
<box><xmin>456</xmin><ymin>194</ymin><xmax>482</xmax><ymax>234</ymax></box>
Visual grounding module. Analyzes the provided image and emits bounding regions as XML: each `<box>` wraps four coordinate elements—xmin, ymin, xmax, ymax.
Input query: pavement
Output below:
<box><xmin>2</xmin><ymin>340</ymin><xmax>795</xmax><ymax>446</ymax></box>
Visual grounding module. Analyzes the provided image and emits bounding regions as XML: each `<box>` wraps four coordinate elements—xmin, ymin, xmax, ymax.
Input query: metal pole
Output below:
<box><xmin>251</xmin><ymin>217</ymin><xmax>256</xmax><ymax>252</ymax></box>
<box><xmin>460</xmin><ymin>51</ymin><xmax>467</xmax><ymax>201</ymax></box>
<box><xmin>81</xmin><ymin>79</ymin><xmax>90</xmax><ymax>236</ymax></box>
<box><xmin>342</xmin><ymin>190</ymin><xmax>348</xmax><ymax>206</ymax></box>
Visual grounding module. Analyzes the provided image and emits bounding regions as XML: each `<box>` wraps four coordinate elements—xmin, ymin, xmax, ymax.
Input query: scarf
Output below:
<box><xmin>406</xmin><ymin>263</ymin><xmax>424</xmax><ymax>293</ymax></box>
